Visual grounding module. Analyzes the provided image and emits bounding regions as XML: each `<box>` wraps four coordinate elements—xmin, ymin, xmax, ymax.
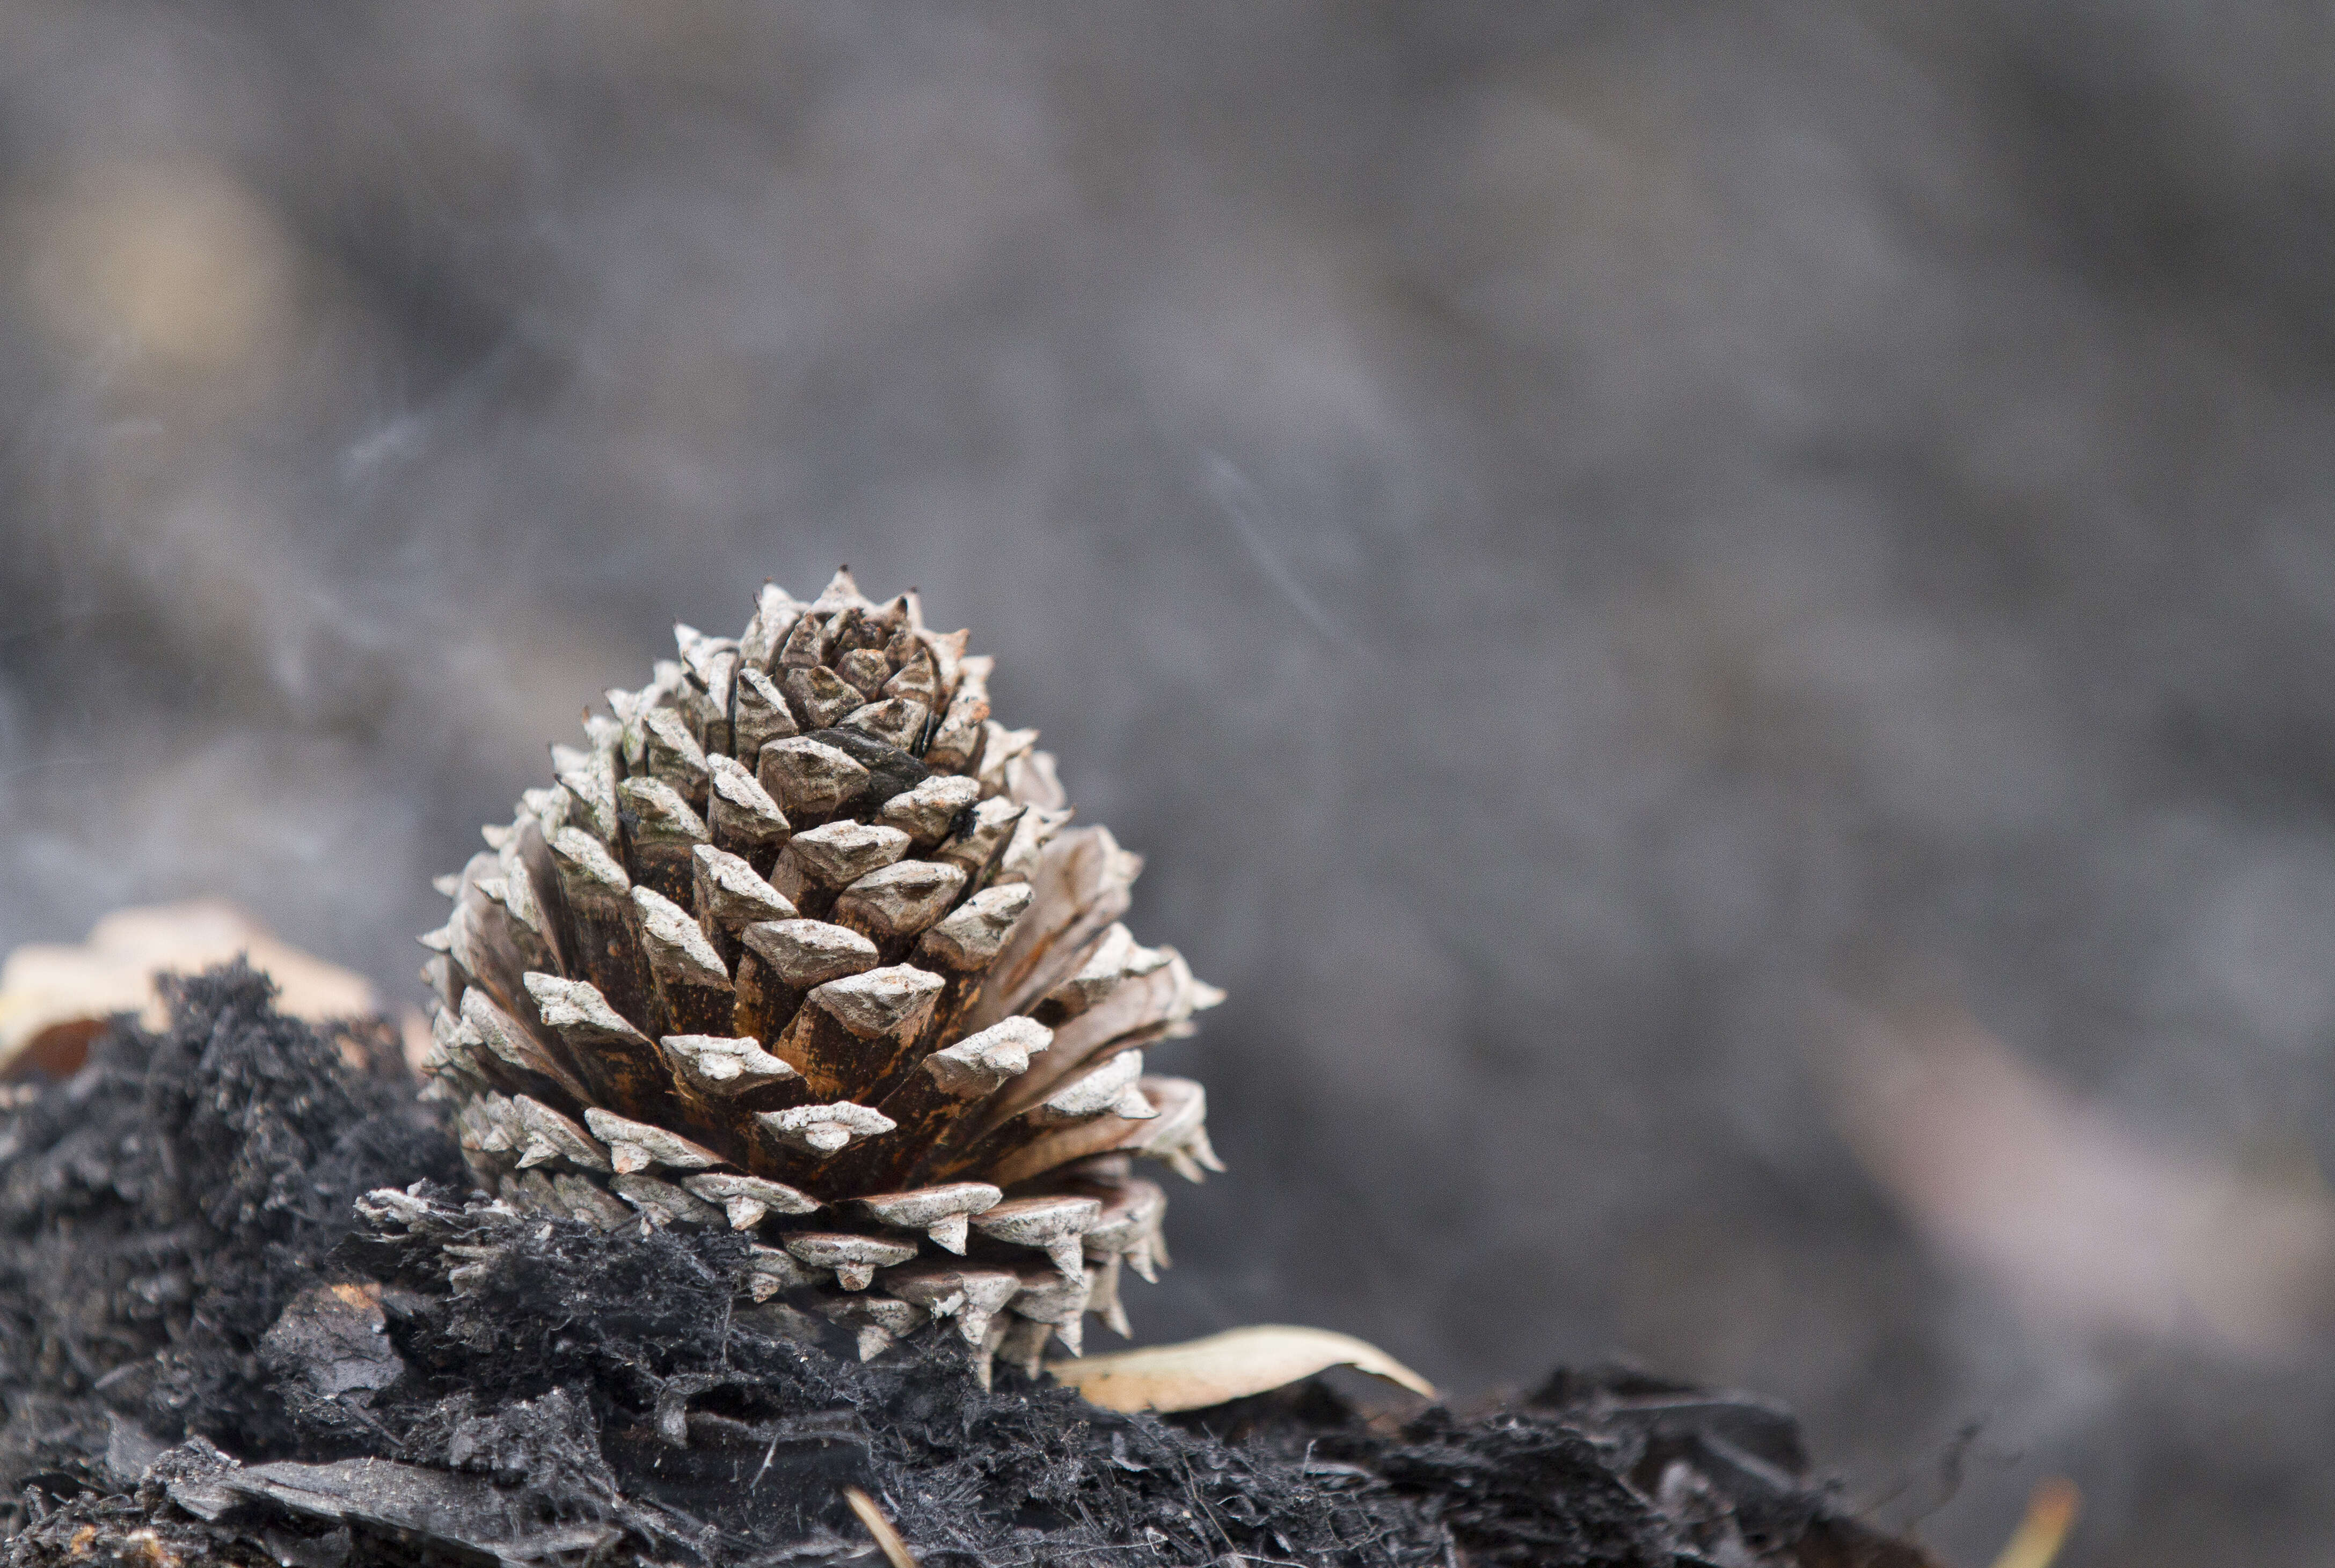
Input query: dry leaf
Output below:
<box><xmin>1988</xmin><ymin>1477</ymin><xmax>2079</xmax><ymax>1568</ymax></box>
<box><xmin>1818</xmin><ymin>991</ymin><xmax>2335</xmax><ymax>1357</ymax></box>
<box><xmin>843</xmin><ymin>1486</ymin><xmax>918</xmax><ymax>1568</ymax></box>
<box><xmin>0</xmin><ymin>900</ymin><xmax>405</xmax><ymax>1079</ymax></box>
<box><xmin>1048</xmin><ymin>1324</ymin><xmax>1435</xmax><ymax>1413</ymax></box>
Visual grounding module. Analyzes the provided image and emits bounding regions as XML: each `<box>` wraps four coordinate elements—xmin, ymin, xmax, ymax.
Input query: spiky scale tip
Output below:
<box><xmin>423</xmin><ymin>568</ymin><xmax>1223</xmax><ymax>1378</ymax></box>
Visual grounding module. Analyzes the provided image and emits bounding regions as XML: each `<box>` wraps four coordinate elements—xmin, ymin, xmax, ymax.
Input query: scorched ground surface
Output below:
<box><xmin>0</xmin><ymin>968</ymin><xmax>1927</xmax><ymax>1567</ymax></box>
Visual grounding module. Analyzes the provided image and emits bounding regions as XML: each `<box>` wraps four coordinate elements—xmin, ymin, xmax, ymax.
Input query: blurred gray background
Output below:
<box><xmin>5</xmin><ymin>3</ymin><xmax>2334</xmax><ymax>1563</ymax></box>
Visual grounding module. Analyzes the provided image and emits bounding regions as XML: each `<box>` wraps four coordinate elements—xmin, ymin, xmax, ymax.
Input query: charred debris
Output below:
<box><xmin>0</xmin><ymin>968</ymin><xmax>1926</xmax><ymax>1567</ymax></box>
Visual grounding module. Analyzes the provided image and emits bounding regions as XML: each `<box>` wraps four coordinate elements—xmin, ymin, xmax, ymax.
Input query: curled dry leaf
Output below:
<box><xmin>1048</xmin><ymin>1324</ymin><xmax>1435</xmax><ymax>1413</ymax></box>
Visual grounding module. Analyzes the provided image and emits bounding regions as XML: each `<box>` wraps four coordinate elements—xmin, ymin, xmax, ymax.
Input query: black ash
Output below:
<box><xmin>0</xmin><ymin>969</ymin><xmax>1922</xmax><ymax>1566</ymax></box>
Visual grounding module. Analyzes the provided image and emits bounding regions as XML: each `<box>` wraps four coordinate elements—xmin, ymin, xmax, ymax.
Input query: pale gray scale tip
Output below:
<box><xmin>833</xmin><ymin>860</ymin><xmax>968</xmax><ymax>937</ymax></box>
<box><xmin>745</xmin><ymin>1243</ymin><xmax>827</xmax><ymax>1299</ymax></box>
<box><xmin>811</xmin><ymin>1291</ymin><xmax>926</xmax><ymax>1365</ymax></box>
<box><xmin>1179</xmin><ymin>964</ymin><xmax>1229</xmax><ymax>1017</ymax></box>
<box><xmin>918</xmin><ymin>624</ymin><xmax>968</xmax><ymax>686</ymax></box>
<box><xmin>512</xmin><ymin>1095</ymin><xmax>612</xmax><ymax>1173</ymax></box>
<box><xmin>935</xmin><ymin>795</ymin><xmax>1026</xmax><ymax>863</ymax></box>
<box><xmin>1079</xmin><ymin>1178</ymin><xmax>1168</xmax><ymax>1257</ymax></box>
<box><xmin>849</xmin><ymin>1182</ymin><xmax>1003</xmax><ymax>1254</ymax></box>
<box><xmin>972</xmin><ymin>1195</ymin><xmax>1103</xmax><ymax>1247</ymax></box>
<box><xmin>618</xmin><ymin>775</ymin><xmax>709</xmax><ymax>840</ymax></box>
<box><xmin>884</xmin><ymin>1263</ymin><xmax>1022</xmax><ymax>1346</ymax></box>
<box><xmin>784</xmin><ymin>819</ymin><xmax>911</xmax><ymax>887</ymax></box>
<box><xmin>922</xmin><ymin>1016</ymin><xmax>1052</xmax><ymax>1098</ymax></box>
<box><xmin>611</xmin><ymin>1172</ymin><xmax>725</xmax><ymax>1228</ymax></box>
<box><xmin>777</xmin><ymin>607</ymin><xmax>833</xmax><ymax>668</ymax></box>
<box><xmin>881</xmin><ymin>648</ymin><xmax>940</xmax><ymax>708</ymax></box>
<box><xmin>977</xmin><ymin>722</ymin><xmax>1038</xmax><ymax>790</ymax></box>
<box><xmin>632</xmin><ymin>886</ymin><xmax>732</xmax><ymax>988</ymax></box>
<box><xmin>995</xmin><ymin>806</ymin><xmax>1075</xmax><ymax>884</ymax></box>
<box><xmin>1041</xmin><ymin>1049</ymin><xmax>1147</xmax><ymax>1122</ymax></box>
<box><xmin>1088</xmin><ymin>1252</ymin><xmax>1132</xmax><ymax>1337</ymax></box>
<box><xmin>1131</xmin><ymin>1076</ymin><xmax>1224</xmax><ymax>1182</ymax></box>
<box><xmin>1004</xmin><ymin>1264</ymin><xmax>1092</xmax><ymax>1324</ymax></box>
<box><xmin>878</xmin><ymin>774</ymin><xmax>982</xmax><ymax>843</ymax></box>
<box><xmin>1004</xmin><ymin>748</ymin><xmax>1067</xmax><ymax>814</ymax></box>
<box><xmin>917</xmin><ymin>882</ymin><xmax>1035</xmax><ymax>969</ymax></box>
<box><xmin>780</xmin><ymin>665</ymin><xmax>860</xmax><ymax>731</ymax></box>
<box><xmin>707</xmin><ymin>752</ymin><xmax>790</xmax><ymax>820</ymax></box>
<box><xmin>814</xmin><ymin>1293</ymin><xmax>925</xmax><ymax>1338</ymax></box>
<box><xmin>739</xmin><ymin>584</ymin><xmax>804</xmax><ymax>670</ymax></box>
<box><xmin>661</xmin><ymin>1032</ymin><xmax>800</xmax><ymax>1094</ymax></box>
<box><xmin>756</xmin><ymin>1101</ymin><xmax>896</xmax><ymax>1156</ymax></box>
<box><xmin>740</xmin><ymin>918</ymin><xmax>878</xmax><ymax>987</ymax></box>
<box><xmin>692</xmin><ymin>842</ymin><xmax>797</xmax><ymax>927</ymax></box>
<box><xmin>458</xmin><ymin>988</ymin><xmax>551</xmax><ymax>1077</ymax></box>
<box><xmin>689</xmin><ymin>648</ymin><xmax>738</xmax><ymax>729</ymax></box>
<box><xmin>550</xmin><ymin>826</ymin><xmax>630</xmax><ymax>891</ymax></box>
<box><xmin>428</xmin><ymin>1002</ymin><xmax>470</xmax><ymax>1055</ymax></box>
<box><xmin>783</xmin><ymin>1230</ymin><xmax>917</xmax><ymax>1292</ymax></box>
<box><xmin>525</xmin><ymin>971</ymin><xmax>652</xmax><ymax>1046</ymax></box>
<box><xmin>1041</xmin><ymin>925</ymin><xmax>1142</xmax><ymax>1015</ymax></box>
<box><xmin>809</xmin><ymin>964</ymin><xmax>945</xmax><ymax>1040</ymax></box>
<box><xmin>641</xmin><ymin>705</ymin><xmax>708</xmax><ymax>773</ymax></box>
<box><xmin>707</xmin><ymin>756</ymin><xmax>792</xmax><ymax>854</ymax></box>
<box><xmin>758</xmin><ymin>735</ymin><xmax>870</xmax><ymax>816</ymax></box>
<box><xmin>487</xmin><ymin>858</ymin><xmax>546</xmax><ymax>935</ymax></box>
<box><xmin>683</xmin><ymin>1170</ymin><xmax>820</xmax><ymax>1217</ymax></box>
<box><xmin>557</xmin><ymin>768</ymin><xmax>618</xmax><ymax>840</ymax></box>
<box><xmin>835</xmin><ymin>647</ymin><xmax>892</xmax><ymax>699</ymax></box>
<box><xmin>680</xmin><ymin>626</ymin><xmax>737</xmax><ymax>679</ymax></box>
<box><xmin>455</xmin><ymin>1088</ymin><xmax>510</xmax><ymax>1153</ymax></box>
<box><xmin>809</xmin><ymin>567</ymin><xmax>867</xmax><ymax>613</ymax></box>
<box><xmin>733</xmin><ymin>664</ymin><xmax>800</xmax><ymax>748</ymax></box>
<box><xmin>923</xmin><ymin>683</ymin><xmax>992</xmax><ymax>771</ymax></box>
<box><xmin>850</xmin><ymin>1182</ymin><xmax>1001</xmax><ymax>1228</ymax></box>
<box><xmin>583</xmin><ymin>1107</ymin><xmax>727</xmax><ymax>1174</ymax></box>
<box><xmin>1117</xmin><ymin>951</ymin><xmax>1226</xmax><ymax>1040</ymax></box>
<box><xmin>553</xmin><ymin>1174</ymin><xmax>632</xmax><ymax>1231</ymax></box>
<box><xmin>842</xmin><ymin>697</ymin><xmax>928</xmax><ymax>751</ymax></box>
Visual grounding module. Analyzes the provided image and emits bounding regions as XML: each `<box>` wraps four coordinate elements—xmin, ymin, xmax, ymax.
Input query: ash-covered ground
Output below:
<box><xmin>6</xmin><ymin>6</ymin><xmax>2335</xmax><ymax>1564</ymax></box>
<box><xmin>0</xmin><ymin>969</ymin><xmax>1922</xmax><ymax>1567</ymax></box>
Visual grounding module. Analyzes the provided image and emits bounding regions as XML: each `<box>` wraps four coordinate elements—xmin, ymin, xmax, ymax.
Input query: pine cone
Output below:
<box><xmin>419</xmin><ymin>569</ymin><xmax>1223</xmax><ymax>1380</ymax></box>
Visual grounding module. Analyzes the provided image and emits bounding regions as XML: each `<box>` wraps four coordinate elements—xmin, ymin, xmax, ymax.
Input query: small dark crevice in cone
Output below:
<box><xmin>0</xmin><ymin>969</ymin><xmax>1930</xmax><ymax>1567</ymax></box>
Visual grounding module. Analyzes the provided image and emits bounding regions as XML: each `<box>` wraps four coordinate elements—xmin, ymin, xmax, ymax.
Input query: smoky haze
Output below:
<box><xmin>5</xmin><ymin>4</ymin><xmax>2335</xmax><ymax>1564</ymax></box>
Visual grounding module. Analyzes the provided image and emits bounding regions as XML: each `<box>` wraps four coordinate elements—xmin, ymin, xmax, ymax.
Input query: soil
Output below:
<box><xmin>0</xmin><ymin>966</ymin><xmax>1931</xmax><ymax>1567</ymax></box>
